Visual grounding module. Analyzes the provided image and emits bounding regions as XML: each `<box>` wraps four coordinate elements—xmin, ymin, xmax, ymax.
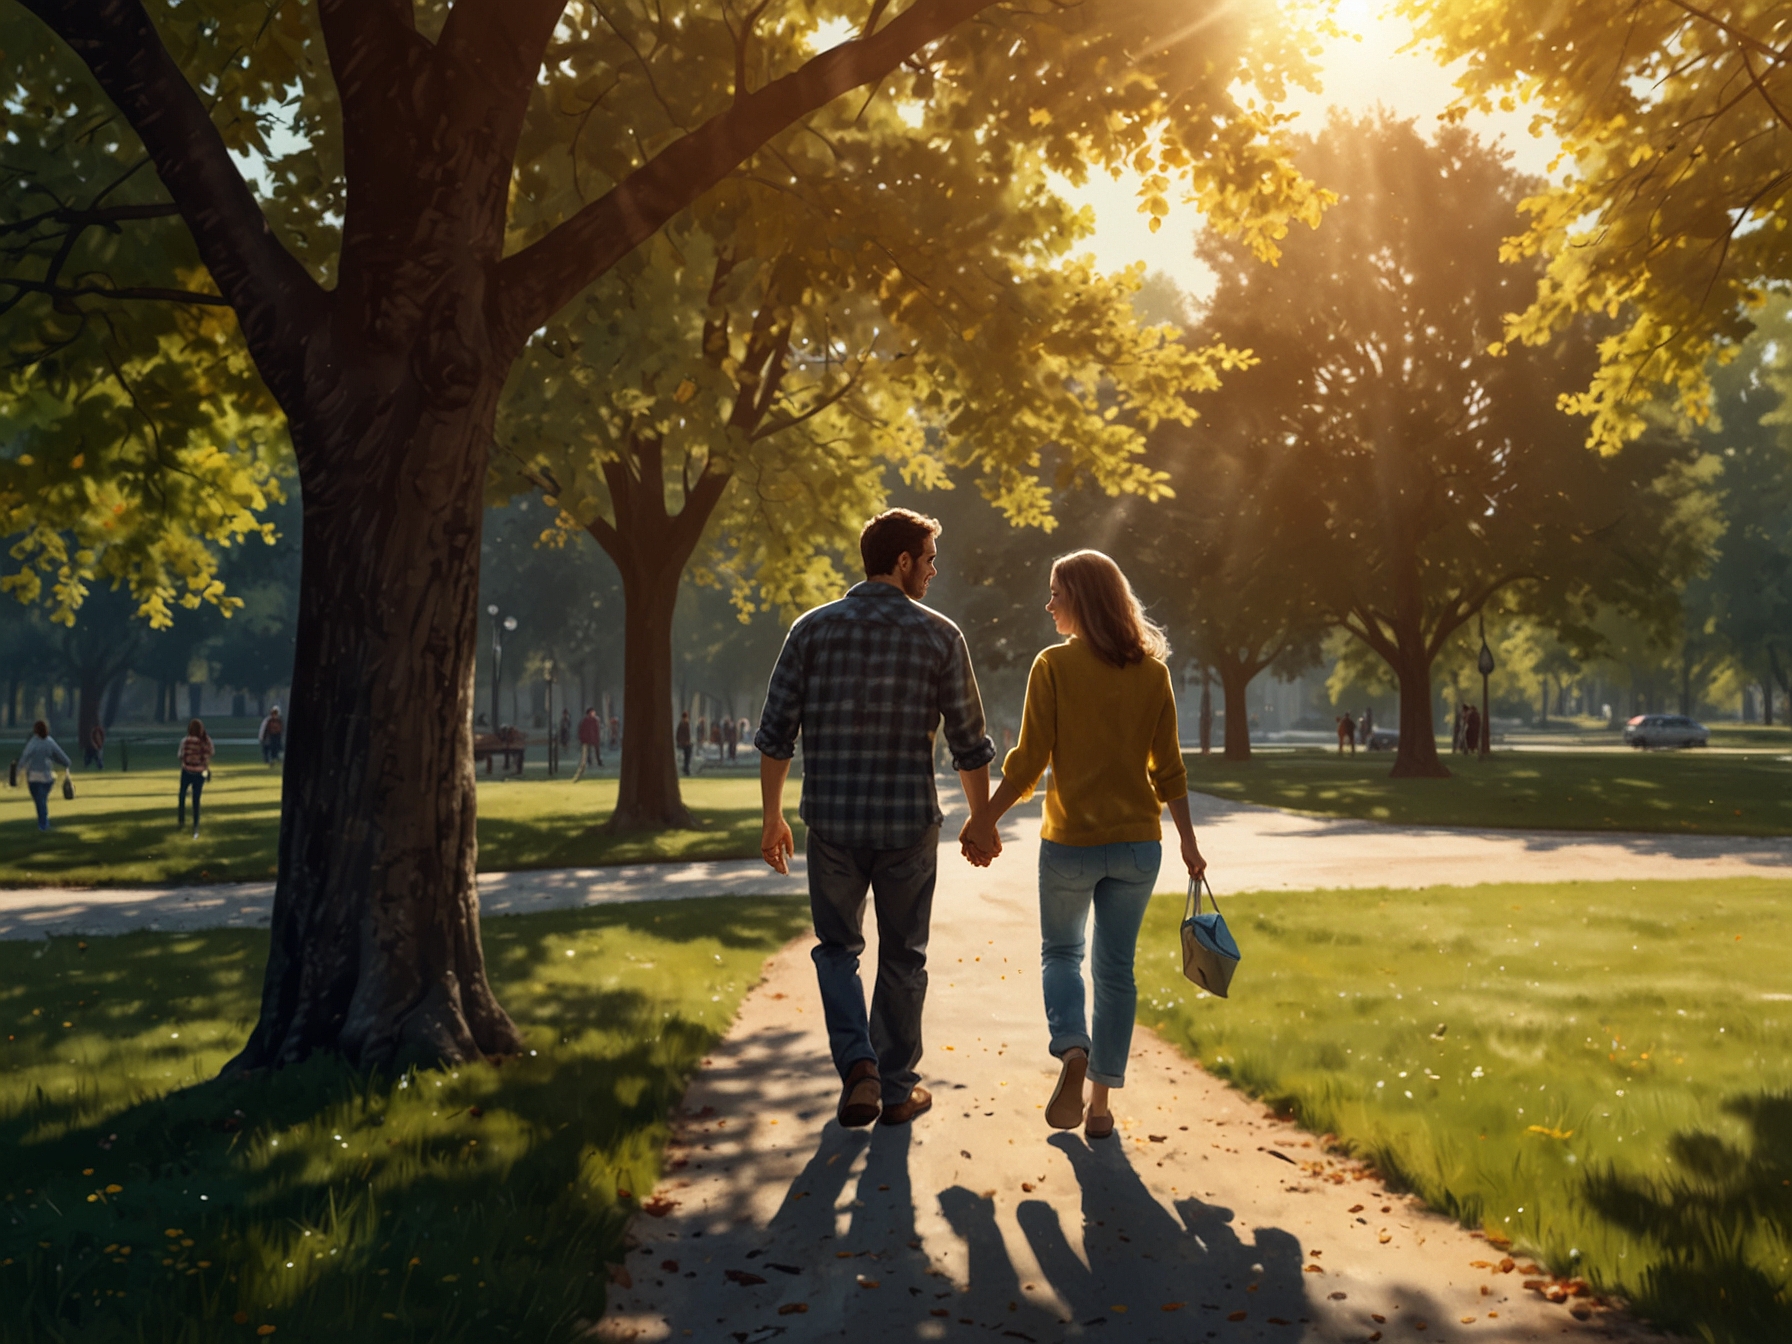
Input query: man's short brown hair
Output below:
<box><xmin>860</xmin><ymin>508</ymin><xmax>941</xmax><ymax>579</ymax></box>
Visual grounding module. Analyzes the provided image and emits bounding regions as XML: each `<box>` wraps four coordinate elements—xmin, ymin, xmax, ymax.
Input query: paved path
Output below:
<box><xmin>5</xmin><ymin>792</ymin><xmax>1789</xmax><ymax>940</ymax></box>
<box><xmin>595</xmin><ymin>810</ymin><xmax>1703</xmax><ymax>1343</ymax></box>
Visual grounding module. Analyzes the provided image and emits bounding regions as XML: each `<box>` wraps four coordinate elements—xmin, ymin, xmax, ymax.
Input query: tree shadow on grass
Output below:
<box><xmin>0</xmin><ymin>897</ymin><xmax>809</xmax><ymax>1344</ymax></box>
<box><xmin>1578</xmin><ymin>1091</ymin><xmax>1792</xmax><ymax>1343</ymax></box>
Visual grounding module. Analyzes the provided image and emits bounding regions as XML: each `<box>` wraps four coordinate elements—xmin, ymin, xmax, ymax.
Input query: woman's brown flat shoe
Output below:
<box><xmin>1084</xmin><ymin>1111</ymin><xmax>1115</xmax><ymax>1140</ymax></box>
<box><xmin>1046</xmin><ymin>1048</ymin><xmax>1088</xmax><ymax>1129</ymax></box>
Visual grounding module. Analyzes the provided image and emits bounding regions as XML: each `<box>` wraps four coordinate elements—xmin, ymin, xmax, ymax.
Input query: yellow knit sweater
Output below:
<box><xmin>999</xmin><ymin>638</ymin><xmax>1187</xmax><ymax>846</ymax></box>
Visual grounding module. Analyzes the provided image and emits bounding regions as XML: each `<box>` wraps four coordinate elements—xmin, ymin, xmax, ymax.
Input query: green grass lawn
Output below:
<box><xmin>1187</xmin><ymin>747</ymin><xmax>1792</xmax><ymax>835</ymax></box>
<box><xmin>0</xmin><ymin>759</ymin><xmax>798</xmax><ymax>887</ymax></box>
<box><xmin>1137</xmin><ymin>877</ymin><xmax>1792</xmax><ymax>1341</ymax></box>
<box><xmin>0</xmin><ymin>894</ymin><xmax>809</xmax><ymax>1343</ymax></box>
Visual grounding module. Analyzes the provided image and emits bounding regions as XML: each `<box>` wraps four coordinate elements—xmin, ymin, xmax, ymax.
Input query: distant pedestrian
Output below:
<box><xmin>1336</xmin><ymin>715</ymin><xmax>1356</xmax><ymax>754</ymax></box>
<box><xmin>1463</xmin><ymin>704</ymin><xmax>1482</xmax><ymax>755</ymax></box>
<box><xmin>258</xmin><ymin>706</ymin><xmax>284</xmax><ymax>764</ymax></box>
<box><xmin>178</xmin><ymin>718</ymin><xmax>215</xmax><ymax>838</ymax></box>
<box><xmin>676</xmin><ymin>712</ymin><xmax>694</xmax><ymax>776</ymax></box>
<box><xmin>723</xmin><ymin>715</ymin><xmax>738</xmax><ymax>761</ymax></box>
<box><xmin>84</xmin><ymin>723</ymin><xmax>105</xmax><ymax>770</ymax></box>
<box><xmin>19</xmin><ymin>720</ymin><xmax>71</xmax><ymax>832</ymax></box>
<box><xmin>709</xmin><ymin>717</ymin><xmax>723</xmax><ymax>760</ymax></box>
<box><xmin>574</xmin><ymin>707</ymin><xmax>604</xmax><ymax>780</ymax></box>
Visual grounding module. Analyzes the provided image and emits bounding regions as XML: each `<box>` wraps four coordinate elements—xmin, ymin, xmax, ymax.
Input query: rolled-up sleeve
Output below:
<box><xmin>1148</xmin><ymin>667</ymin><xmax>1188</xmax><ymax>803</ymax></box>
<box><xmin>939</xmin><ymin>631</ymin><xmax>996</xmax><ymax>772</ymax></box>
<box><xmin>999</xmin><ymin>653</ymin><xmax>1057</xmax><ymax>800</ymax></box>
<box><xmin>753</xmin><ymin>625</ymin><xmax>807</xmax><ymax>761</ymax></box>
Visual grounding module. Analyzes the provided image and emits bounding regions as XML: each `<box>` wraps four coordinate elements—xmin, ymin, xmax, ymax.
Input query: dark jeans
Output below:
<box><xmin>27</xmin><ymin>779</ymin><xmax>51</xmax><ymax>830</ymax></box>
<box><xmin>680</xmin><ymin>744</ymin><xmax>692</xmax><ymax>775</ymax></box>
<box><xmin>179</xmin><ymin>769</ymin><xmax>206</xmax><ymax>828</ymax></box>
<box><xmin>807</xmin><ymin>825</ymin><xmax>939</xmax><ymax>1106</ymax></box>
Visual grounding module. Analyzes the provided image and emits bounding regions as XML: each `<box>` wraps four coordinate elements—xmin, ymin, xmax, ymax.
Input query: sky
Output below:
<box><xmin>1067</xmin><ymin>0</ymin><xmax>1552</xmax><ymax>303</ymax></box>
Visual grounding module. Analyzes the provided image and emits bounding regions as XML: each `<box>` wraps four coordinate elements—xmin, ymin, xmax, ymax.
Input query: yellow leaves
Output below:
<box><xmin>1028</xmin><ymin>108</ymin><xmax>1052</xmax><ymax>127</ymax></box>
<box><xmin>673</xmin><ymin>378</ymin><xmax>697</xmax><ymax>404</ymax></box>
<box><xmin>1525</xmin><ymin>1125</ymin><xmax>1573</xmax><ymax>1140</ymax></box>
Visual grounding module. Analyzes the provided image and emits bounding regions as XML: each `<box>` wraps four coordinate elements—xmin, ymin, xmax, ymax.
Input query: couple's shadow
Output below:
<box><xmin>757</xmin><ymin>1122</ymin><xmax>1307</xmax><ymax>1339</ymax></box>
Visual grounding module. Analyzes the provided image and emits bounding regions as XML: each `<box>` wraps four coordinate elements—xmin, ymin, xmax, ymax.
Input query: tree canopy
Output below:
<box><xmin>1402</xmin><ymin>0</ymin><xmax>1792</xmax><ymax>453</ymax></box>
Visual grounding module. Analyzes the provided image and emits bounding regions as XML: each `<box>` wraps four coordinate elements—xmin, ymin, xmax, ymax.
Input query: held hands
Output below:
<box><xmin>1181</xmin><ymin>833</ymin><xmax>1208</xmax><ymax>881</ymax></box>
<box><xmin>761</xmin><ymin>814</ymin><xmax>794</xmax><ymax>875</ymax></box>
<box><xmin>958</xmin><ymin>813</ymin><xmax>1001</xmax><ymax>868</ymax></box>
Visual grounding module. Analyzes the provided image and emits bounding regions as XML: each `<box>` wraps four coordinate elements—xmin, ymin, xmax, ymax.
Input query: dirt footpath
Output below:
<box><xmin>596</xmin><ymin>817</ymin><xmax>1684</xmax><ymax>1344</ymax></box>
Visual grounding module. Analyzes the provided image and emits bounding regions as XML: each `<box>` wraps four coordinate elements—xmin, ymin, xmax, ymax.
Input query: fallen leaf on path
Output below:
<box><xmin>1162</xmin><ymin>1302</ymin><xmax>1183</xmax><ymax>1311</ymax></box>
<box><xmin>641</xmin><ymin>1197</ymin><xmax>678</xmax><ymax>1217</ymax></box>
<box><xmin>1302</xmin><ymin>1265</ymin><xmax>1323</xmax><ymax>1274</ymax></box>
<box><xmin>660</xmin><ymin>1260</ymin><xmax>679</xmax><ymax>1273</ymax></box>
<box><xmin>768</xmin><ymin>1263</ymin><xmax>801</xmax><ymax>1275</ymax></box>
<box><xmin>857</xmin><ymin>1277</ymin><xmax>880</xmax><ymax>1289</ymax></box>
<box><xmin>1378</xmin><ymin>1231</ymin><xmax>1392</xmax><ymax>1244</ymax></box>
<box><xmin>724</xmin><ymin>1269</ymin><xmax>766</xmax><ymax>1286</ymax></box>
<box><xmin>777</xmin><ymin>1303</ymin><xmax>808</xmax><ymax>1315</ymax></box>
<box><xmin>1261</xmin><ymin>1148</ymin><xmax>1297</xmax><ymax>1165</ymax></box>
<box><xmin>607</xmin><ymin>1264</ymin><xmax>632</xmax><ymax>1288</ymax></box>
<box><xmin>1227</xmin><ymin>1310</ymin><xmax>1247</xmax><ymax>1321</ymax></box>
<box><xmin>1460</xmin><ymin>1317</ymin><xmax>1476</xmax><ymax>1324</ymax></box>
<box><xmin>1348</xmin><ymin>1204</ymin><xmax>1364</xmax><ymax>1213</ymax></box>
<box><xmin>1328</xmin><ymin>1292</ymin><xmax>1346</xmax><ymax>1300</ymax></box>
<box><xmin>1498</xmin><ymin>1257</ymin><xmax>1515</xmax><ymax>1273</ymax></box>
<box><xmin>1148</xmin><ymin>1135</ymin><xmax>1166</xmax><ymax>1143</ymax></box>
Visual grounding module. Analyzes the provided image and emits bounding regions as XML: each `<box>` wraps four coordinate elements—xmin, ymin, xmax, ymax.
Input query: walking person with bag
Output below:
<box><xmin>573</xmin><ymin>706</ymin><xmax>604</xmax><ymax>780</ymax></box>
<box><xmin>177</xmin><ymin>718</ymin><xmax>215</xmax><ymax>838</ymax></box>
<box><xmin>960</xmin><ymin>550</ymin><xmax>1207</xmax><ymax>1140</ymax></box>
<box><xmin>19</xmin><ymin>720</ymin><xmax>72</xmax><ymax>832</ymax></box>
<box><xmin>755</xmin><ymin>508</ymin><xmax>998</xmax><ymax>1129</ymax></box>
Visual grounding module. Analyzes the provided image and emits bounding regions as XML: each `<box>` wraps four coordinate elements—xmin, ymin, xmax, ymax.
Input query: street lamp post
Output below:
<box><xmin>544</xmin><ymin>657</ymin><xmax>557</xmax><ymax>777</ymax></box>
<box><xmin>487</xmin><ymin>605</ymin><xmax>517</xmax><ymax>731</ymax></box>
<box><xmin>1477</xmin><ymin>613</ymin><xmax>1496</xmax><ymax>762</ymax></box>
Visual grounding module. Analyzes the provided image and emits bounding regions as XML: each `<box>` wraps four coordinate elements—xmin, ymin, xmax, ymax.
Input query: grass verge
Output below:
<box><xmin>1187</xmin><ymin>748</ymin><xmax>1792</xmax><ymax>835</ymax></box>
<box><xmin>0</xmin><ymin>895</ymin><xmax>809</xmax><ymax>1342</ymax></box>
<box><xmin>0</xmin><ymin>767</ymin><xmax>800</xmax><ymax>887</ymax></box>
<box><xmin>1136</xmin><ymin>876</ymin><xmax>1792</xmax><ymax>1341</ymax></box>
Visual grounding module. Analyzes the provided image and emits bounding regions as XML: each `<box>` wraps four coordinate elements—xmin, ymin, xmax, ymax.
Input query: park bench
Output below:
<box><xmin>473</xmin><ymin>728</ymin><xmax>528</xmax><ymax>775</ymax></box>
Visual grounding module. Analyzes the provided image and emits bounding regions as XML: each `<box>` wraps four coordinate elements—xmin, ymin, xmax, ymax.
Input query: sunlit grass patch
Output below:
<box><xmin>0</xmin><ymin>895</ymin><xmax>808</xmax><ymax>1342</ymax></box>
<box><xmin>0</xmin><ymin>771</ymin><xmax>800</xmax><ymax>887</ymax></box>
<box><xmin>1186</xmin><ymin>748</ymin><xmax>1792</xmax><ymax>835</ymax></box>
<box><xmin>1138</xmin><ymin>877</ymin><xmax>1792</xmax><ymax>1341</ymax></box>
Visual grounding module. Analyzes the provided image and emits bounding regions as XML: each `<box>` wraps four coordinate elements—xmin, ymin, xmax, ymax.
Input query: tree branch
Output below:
<box><xmin>493</xmin><ymin>0</ymin><xmax>996</xmax><ymax>346</ymax></box>
<box><xmin>18</xmin><ymin>0</ymin><xmax>324</xmax><ymax>401</ymax></box>
<box><xmin>0</xmin><ymin>277</ymin><xmax>232</xmax><ymax>311</ymax></box>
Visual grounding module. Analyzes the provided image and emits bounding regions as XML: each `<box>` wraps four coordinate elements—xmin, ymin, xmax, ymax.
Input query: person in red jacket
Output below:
<box><xmin>573</xmin><ymin>706</ymin><xmax>604</xmax><ymax>780</ymax></box>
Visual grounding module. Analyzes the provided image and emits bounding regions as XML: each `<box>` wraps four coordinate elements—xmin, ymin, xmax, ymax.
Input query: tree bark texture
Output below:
<box><xmin>230</xmin><ymin>383</ymin><xmax>523</xmax><ymax>1071</ymax></box>
<box><xmin>581</xmin><ymin>438</ymin><xmax>730</xmax><ymax>832</ymax></box>
<box><xmin>1216</xmin><ymin>660</ymin><xmax>1259</xmax><ymax>763</ymax></box>
<box><xmin>1387</xmin><ymin>638</ymin><xmax>1450</xmax><ymax>778</ymax></box>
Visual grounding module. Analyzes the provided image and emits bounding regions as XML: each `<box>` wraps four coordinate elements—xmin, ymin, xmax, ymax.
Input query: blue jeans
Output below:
<box><xmin>179</xmin><ymin>769</ymin><xmax>206</xmax><ymax>828</ymax></box>
<box><xmin>27</xmin><ymin>779</ymin><xmax>51</xmax><ymax>830</ymax></box>
<box><xmin>1038</xmin><ymin>839</ymin><xmax>1162</xmax><ymax>1088</ymax></box>
<box><xmin>807</xmin><ymin>825</ymin><xmax>939</xmax><ymax>1106</ymax></box>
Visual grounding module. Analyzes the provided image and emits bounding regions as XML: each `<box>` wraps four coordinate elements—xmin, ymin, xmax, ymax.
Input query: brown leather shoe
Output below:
<box><xmin>1085</xmin><ymin>1110</ymin><xmax>1115</xmax><ymax>1140</ymax></box>
<box><xmin>880</xmin><ymin>1085</ymin><xmax>932</xmax><ymax>1126</ymax></box>
<box><xmin>838</xmin><ymin>1060</ymin><xmax>881</xmax><ymax>1127</ymax></box>
<box><xmin>1045</xmin><ymin>1048</ymin><xmax>1088</xmax><ymax>1130</ymax></box>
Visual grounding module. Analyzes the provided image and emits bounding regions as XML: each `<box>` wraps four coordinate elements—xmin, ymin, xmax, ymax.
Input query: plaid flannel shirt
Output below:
<box><xmin>754</xmin><ymin>581</ymin><xmax>996</xmax><ymax>849</ymax></box>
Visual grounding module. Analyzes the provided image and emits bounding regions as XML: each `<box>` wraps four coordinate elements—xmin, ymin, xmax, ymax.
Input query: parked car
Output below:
<box><xmin>1622</xmin><ymin>714</ymin><xmax>1709</xmax><ymax>748</ymax></box>
<box><xmin>1366</xmin><ymin>727</ymin><xmax>1399</xmax><ymax>751</ymax></box>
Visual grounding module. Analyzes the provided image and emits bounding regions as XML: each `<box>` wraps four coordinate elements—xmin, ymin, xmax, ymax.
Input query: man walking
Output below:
<box><xmin>573</xmin><ymin>706</ymin><xmax>604</xmax><ymax>780</ymax></box>
<box><xmin>676</xmin><ymin>711</ymin><xmax>694</xmax><ymax>776</ymax></box>
<box><xmin>755</xmin><ymin>508</ymin><xmax>997</xmax><ymax>1129</ymax></box>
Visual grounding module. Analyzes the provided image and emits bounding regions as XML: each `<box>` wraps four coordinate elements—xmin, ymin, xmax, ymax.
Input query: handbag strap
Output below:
<box><xmin>1184</xmin><ymin>874</ymin><xmax>1222</xmax><ymax>921</ymax></box>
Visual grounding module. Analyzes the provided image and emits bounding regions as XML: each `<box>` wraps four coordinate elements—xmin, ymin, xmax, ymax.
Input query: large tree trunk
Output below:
<box><xmin>581</xmin><ymin>438</ymin><xmax>730</xmax><ymax>831</ymax></box>
<box><xmin>606</xmin><ymin>543</ymin><xmax>696</xmax><ymax>830</ymax></box>
<box><xmin>1217</xmin><ymin>660</ymin><xmax>1255</xmax><ymax>762</ymax></box>
<box><xmin>228</xmin><ymin>390</ymin><xmax>523</xmax><ymax>1073</ymax></box>
<box><xmin>1388</xmin><ymin>639</ymin><xmax>1450</xmax><ymax>778</ymax></box>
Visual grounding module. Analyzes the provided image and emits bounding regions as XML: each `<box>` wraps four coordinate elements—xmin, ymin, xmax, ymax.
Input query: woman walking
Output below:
<box><xmin>19</xmin><ymin>720</ymin><xmax>72</xmax><ymax>832</ymax></box>
<box><xmin>178</xmin><ymin>718</ymin><xmax>215</xmax><ymax>838</ymax></box>
<box><xmin>962</xmin><ymin>551</ymin><xmax>1207</xmax><ymax>1139</ymax></box>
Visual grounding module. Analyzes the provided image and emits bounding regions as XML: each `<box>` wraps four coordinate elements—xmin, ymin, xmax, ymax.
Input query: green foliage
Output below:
<box><xmin>1185</xmin><ymin>747</ymin><xmax>1792</xmax><ymax>836</ymax></box>
<box><xmin>1402</xmin><ymin>0</ymin><xmax>1792</xmax><ymax>454</ymax></box>
<box><xmin>0</xmin><ymin>765</ymin><xmax>797</xmax><ymax>887</ymax></box>
<box><xmin>0</xmin><ymin>8</ymin><xmax>291</xmax><ymax>629</ymax></box>
<box><xmin>492</xmin><ymin>0</ymin><xmax>1323</xmax><ymax>615</ymax></box>
<box><xmin>0</xmin><ymin>897</ymin><xmax>809</xmax><ymax>1341</ymax></box>
<box><xmin>1185</xmin><ymin>114</ymin><xmax>1709</xmax><ymax>762</ymax></box>
<box><xmin>1138</xmin><ymin>877</ymin><xmax>1792</xmax><ymax>1341</ymax></box>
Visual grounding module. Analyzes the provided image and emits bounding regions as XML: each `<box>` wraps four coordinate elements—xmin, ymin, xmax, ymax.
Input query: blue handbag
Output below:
<box><xmin>1180</xmin><ymin>876</ymin><xmax>1240</xmax><ymax>997</ymax></box>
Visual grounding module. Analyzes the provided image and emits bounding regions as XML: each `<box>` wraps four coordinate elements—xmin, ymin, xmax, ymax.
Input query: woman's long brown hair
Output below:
<box><xmin>1051</xmin><ymin>550</ymin><xmax>1169</xmax><ymax>668</ymax></box>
